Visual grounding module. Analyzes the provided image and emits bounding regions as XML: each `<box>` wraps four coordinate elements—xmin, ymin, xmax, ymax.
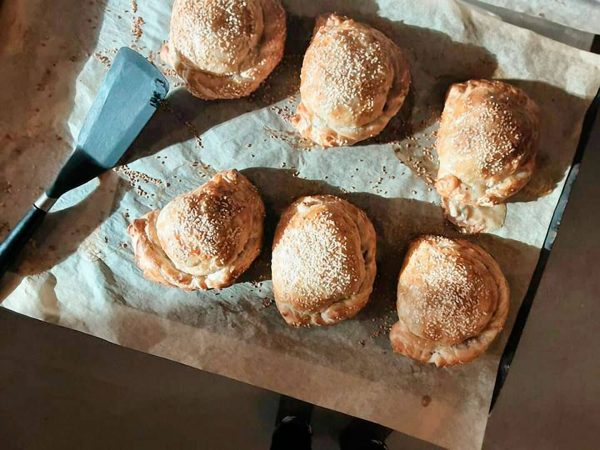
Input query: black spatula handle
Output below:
<box><xmin>0</xmin><ymin>206</ymin><xmax>47</xmax><ymax>277</ymax></box>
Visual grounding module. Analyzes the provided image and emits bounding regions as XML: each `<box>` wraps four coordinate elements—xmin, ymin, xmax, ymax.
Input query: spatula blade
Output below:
<box><xmin>76</xmin><ymin>47</ymin><xmax>169</xmax><ymax>169</ymax></box>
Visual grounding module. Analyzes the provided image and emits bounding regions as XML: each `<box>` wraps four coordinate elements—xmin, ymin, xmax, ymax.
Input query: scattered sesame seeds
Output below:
<box><xmin>132</xmin><ymin>16</ymin><xmax>145</xmax><ymax>43</ymax></box>
<box><xmin>160</xmin><ymin>101</ymin><xmax>204</xmax><ymax>148</ymax></box>
<box><xmin>114</xmin><ymin>165</ymin><xmax>163</xmax><ymax>198</ymax></box>
<box><xmin>94</xmin><ymin>52</ymin><xmax>112</xmax><ymax>67</ymax></box>
<box><xmin>190</xmin><ymin>160</ymin><xmax>216</xmax><ymax>177</ymax></box>
<box><xmin>369</xmin><ymin>312</ymin><xmax>396</xmax><ymax>339</ymax></box>
<box><xmin>261</xmin><ymin>297</ymin><xmax>274</xmax><ymax>309</ymax></box>
<box><xmin>264</xmin><ymin>127</ymin><xmax>314</xmax><ymax>150</ymax></box>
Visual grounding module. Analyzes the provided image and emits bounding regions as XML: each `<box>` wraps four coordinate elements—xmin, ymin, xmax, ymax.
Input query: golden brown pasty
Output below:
<box><xmin>390</xmin><ymin>235</ymin><xmax>509</xmax><ymax>366</ymax></box>
<box><xmin>435</xmin><ymin>79</ymin><xmax>540</xmax><ymax>233</ymax></box>
<box><xmin>272</xmin><ymin>195</ymin><xmax>377</xmax><ymax>326</ymax></box>
<box><xmin>292</xmin><ymin>13</ymin><xmax>410</xmax><ymax>147</ymax></box>
<box><xmin>161</xmin><ymin>0</ymin><xmax>286</xmax><ymax>99</ymax></box>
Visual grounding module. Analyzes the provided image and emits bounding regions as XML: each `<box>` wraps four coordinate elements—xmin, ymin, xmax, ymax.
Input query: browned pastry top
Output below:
<box><xmin>391</xmin><ymin>235</ymin><xmax>510</xmax><ymax>366</ymax></box>
<box><xmin>437</xmin><ymin>79</ymin><xmax>539</xmax><ymax>183</ymax></box>
<box><xmin>128</xmin><ymin>170</ymin><xmax>265</xmax><ymax>290</ymax></box>
<box><xmin>158</xmin><ymin>172</ymin><xmax>252</xmax><ymax>270</ymax></box>
<box><xmin>292</xmin><ymin>13</ymin><xmax>410</xmax><ymax>147</ymax></box>
<box><xmin>302</xmin><ymin>16</ymin><xmax>393</xmax><ymax>128</ymax></box>
<box><xmin>398</xmin><ymin>236</ymin><xmax>497</xmax><ymax>345</ymax></box>
<box><xmin>435</xmin><ymin>79</ymin><xmax>540</xmax><ymax>233</ymax></box>
<box><xmin>272</xmin><ymin>195</ymin><xmax>377</xmax><ymax>326</ymax></box>
<box><xmin>169</xmin><ymin>0</ymin><xmax>264</xmax><ymax>75</ymax></box>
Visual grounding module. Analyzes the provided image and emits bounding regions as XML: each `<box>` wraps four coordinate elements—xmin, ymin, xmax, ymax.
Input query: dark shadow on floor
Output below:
<box><xmin>0</xmin><ymin>308</ymin><xmax>278</xmax><ymax>450</ymax></box>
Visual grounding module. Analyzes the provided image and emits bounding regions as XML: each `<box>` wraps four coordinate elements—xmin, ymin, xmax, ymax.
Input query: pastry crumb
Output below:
<box><xmin>421</xmin><ymin>395</ymin><xmax>432</xmax><ymax>407</ymax></box>
<box><xmin>94</xmin><ymin>52</ymin><xmax>112</xmax><ymax>67</ymax></box>
<box><xmin>132</xmin><ymin>16</ymin><xmax>145</xmax><ymax>43</ymax></box>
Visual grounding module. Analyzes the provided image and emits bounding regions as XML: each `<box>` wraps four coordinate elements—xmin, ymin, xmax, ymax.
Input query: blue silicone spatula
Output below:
<box><xmin>0</xmin><ymin>47</ymin><xmax>169</xmax><ymax>278</ymax></box>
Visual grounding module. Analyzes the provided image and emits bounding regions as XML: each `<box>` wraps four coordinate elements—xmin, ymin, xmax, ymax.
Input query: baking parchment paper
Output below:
<box><xmin>1</xmin><ymin>0</ymin><xmax>599</xmax><ymax>448</ymax></box>
<box><xmin>478</xmin><ymin>0</ymin><xmax>600</xmax><ymax>34</ymax></box>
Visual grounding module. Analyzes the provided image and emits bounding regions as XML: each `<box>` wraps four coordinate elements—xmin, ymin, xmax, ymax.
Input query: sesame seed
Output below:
<box><xmin>172</xmin><ymin>0</ymin><xmax>262</xmax><ymax>75</ymax></box>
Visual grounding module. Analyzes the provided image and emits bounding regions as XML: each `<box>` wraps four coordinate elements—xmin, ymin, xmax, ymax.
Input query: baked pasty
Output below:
<box><xmin>272</xmin><ymin>195</ymin><xmax>377</xmax><ymax>326</ymax></box>
<box><xmin>390</xmin><ymin>235</ymin><xmax>509</xmax><ymax>367</ymax></box>
<box><xmin>292</xmin><ymin>14</ymin><xmax>410</xmax><ymax>147</ymax></box>
<box><xmin>161</xmin><ymin>0</ymin><xmax>286</xmax><ymax>99</ymax></box>
<box><xmin>128</xmin><ymin>170</ymin><xmax>265</xmax><ymax>290</ymax></box>
<box><xmin>435</xmin><ymin>79</ymin><xmax>540</xmax><ymax>233</ymax></box>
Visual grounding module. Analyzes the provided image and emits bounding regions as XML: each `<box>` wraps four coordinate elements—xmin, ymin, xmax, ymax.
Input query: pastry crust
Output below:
<box><xmin>390</xmin><ymin>235</ymin><xmax>509</xmax><ymax>366</ymax></box>
<box><xmin>128</xmin><ymin>170</ymin><xmax>265</xmax><ymax>290</ymax></box>
<box><xmin>272</xmin><ymin>195</ymin><xmax>377</xmax><ymax>326</ymax></box>
<box><xmin>292</xmin><ymin>14</ymin><xmax>410</xmax><ymax>147</ymax></box>
<box><xmin>161</xmin><ymin>0</ymin><xmax>286</xmax><ymax>99</ymax></box>
<box><xmin>435</xmin><ymin>79</ymin><xmax>540</xmax><ymax>233</ymax></box>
